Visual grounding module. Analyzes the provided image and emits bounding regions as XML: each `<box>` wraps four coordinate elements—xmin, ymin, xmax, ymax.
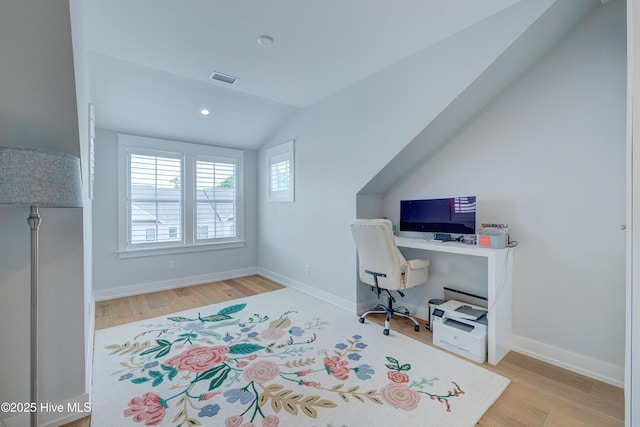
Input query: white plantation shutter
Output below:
<box><xmin>128</xmin><ymin>152</ymin><xmax>183</xmax><ymax>245</ymax></box>
<box><xmin>270</xmin><ymin>155</ymin><xmax>291</xmax><ymax>192</ymax></box>
<box><xmin>266</xmin><ymin>140</ymin><xmax>294</xmax><ymax>202</ymax></box>
<box><xmin>118</xmin><ymin>134</ymin><xmax>244</xmax><ymax>256</ymax></box>
<box><xmin>195</xmin><ymin>158</ymin><xmax>238</xmax><ymax>240</ymax></box>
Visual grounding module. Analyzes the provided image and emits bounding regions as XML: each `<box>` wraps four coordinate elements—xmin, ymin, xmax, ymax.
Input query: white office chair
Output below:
<box><xmin>350</xmin><ymin>218</ymin><xmax>430</xmax><ymax>335</ymax></box>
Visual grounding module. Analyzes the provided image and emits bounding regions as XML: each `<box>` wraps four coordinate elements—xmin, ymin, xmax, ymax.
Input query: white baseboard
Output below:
<box><xmin>511</xmin><ymin>334</ymin><xmax>624</xmax><ymax>388</ymax></box>
<box><xmin>2</xmin><ymin>393</ymin><xmax>90</xmax><ymax>427</ymax></box>
<box><xmin>93</xmin><ymin>267</ymin><xmax>259</xmax><ymax>301</ymax></box>
<box><xmin>85</xmin><ymin>299</ymin><xmax>95</xmax><ymax>395</ymax></box>
<box><xmin>257</xmin><ymin>268</ymin><xmax>356</xmax><ymax>313</ymax></box>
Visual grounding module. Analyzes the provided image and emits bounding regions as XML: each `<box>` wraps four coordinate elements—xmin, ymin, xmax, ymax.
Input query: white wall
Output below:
<box><xmin>257</xmin><ymin>2</ymin><xmax>560</xmax><ymax>307</ymax></box>
<box><xmin>0</xmin><ymin>0</ymin><xmax>87</xmax><ymax>418</ymax></box>
<box><xmin>384</xmin><ymin>0</ymin><xmax>626</xmax><ymax>384</ymax></box>
<box><xmin>627</xmin><ymin>0</ymin><xmax>639</xmax><ymax>422</ymax></box>
<box><xmin>257</xmin><ymin>0</ymin><xmax>625</xmax><ymax>385</ymax></box>
<box><xmin>69</xmin><ymin>0</ymin><xmax>95</xmax><ymax>395</ymax></box>
<box><xmin>91</xmin><ymin>129</ymin><xmax>259</xmax><ymax>298</ymax></box>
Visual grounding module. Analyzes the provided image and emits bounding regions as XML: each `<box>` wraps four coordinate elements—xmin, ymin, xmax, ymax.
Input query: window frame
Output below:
<box><xmin>266</xmin><ymin>140</ymin><xmax>295</xmax><ymax>203</ymax></box>
<box><xmin>118</xmin><ymin>134</ymin><xmax>244</xmax><ymax>258</ymax></box>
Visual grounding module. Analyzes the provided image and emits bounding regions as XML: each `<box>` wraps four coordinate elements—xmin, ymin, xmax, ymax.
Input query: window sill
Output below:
<box><xmin>117</xmin><ymin>240</ymin><xmax>246</xmax><ymax>259</ymax></box>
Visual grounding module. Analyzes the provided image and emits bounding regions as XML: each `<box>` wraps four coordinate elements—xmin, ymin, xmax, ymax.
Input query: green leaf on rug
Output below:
<box><xmin>167</xmin><ymin>316</ymin><xmax>195</xmax><ymax>322</ymax></box>
<box><xmin>208</xmin><ymin>366</ymin><xmax>230</xmax><ymax>391</ymax></box>
<box><xmin>191</xmin><ymin>364</ymin><xmax>232</xmax><ymax>391</ymax></box>
<box><xmin>194</xmin><ymin>364</ymin><xmax>228</xmax><ymax>383</ymax></box>
<box><xmin>175</xmin><ymin>333</ymin><xmax>198</xmax><ymax>344</ymax></box>
<box><xmin>197</xmin><ymin>330</ymin><xmax>222</xmax><ymax>339</ymax></box>
<box><xmin>217</xmin><ymin>303</ymin><xmax>247</xmax><ymax>316</ymax></box>
<box><xmin>385</xmin><ymin>356</ymin><xmax>411</xmax><ymax>372</ymax></box>
<box><xmin>139</xmin><ymin>339</ymin><xmax>172</xmax><ymax>359</ymax></box>
<box><xmin>160</xmin><ymin>364</ymin><xmax>178</xmax><ymax>381</ymax></box>
<box><xmin>228</xmin><ymin>343</ymin><xmax>265</xmax><ymax>354</ymax></box>
<box><xmin>198</xmin><ymin>314</ymin><xmax>232</xmax><ymax>322</ymax></box>
<box><xmin>156</xmin><ymin>346</ymin><xmax>171</xmax><ymax>358</ymax></box>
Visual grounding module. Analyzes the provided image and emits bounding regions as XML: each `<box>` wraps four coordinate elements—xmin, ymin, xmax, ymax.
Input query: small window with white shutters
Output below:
<box><xmin>266</xmin><ymin>140</ymin><xmax>294</xmax><ymax>202</ymax></box>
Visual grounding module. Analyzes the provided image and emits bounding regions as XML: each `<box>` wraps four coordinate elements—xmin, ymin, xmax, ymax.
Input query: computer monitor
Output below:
<box><xmin>400</xmin><ymin>196</ymin><xmax>476</xmax><ymax>235</ymax></box>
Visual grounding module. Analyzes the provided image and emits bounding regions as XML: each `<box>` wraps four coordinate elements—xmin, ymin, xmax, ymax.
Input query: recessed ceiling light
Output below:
<box><xmin>200</xmin><ymin>108</ymin><xmax>211</xmax><ymax>116</ymax></box>
<box><xmin>257</xmin><ymin>35</ymin><xmax>275</xmax><ymax>47</ymax></box>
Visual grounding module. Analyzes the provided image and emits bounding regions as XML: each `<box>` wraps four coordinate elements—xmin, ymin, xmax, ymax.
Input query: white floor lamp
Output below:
<box><xmin>0</xmin><ymin>146</ymin><xmax>83</xmax><ymax>427</ymax></box>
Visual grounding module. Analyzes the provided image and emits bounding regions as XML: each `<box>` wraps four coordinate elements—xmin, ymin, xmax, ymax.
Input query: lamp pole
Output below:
<box><xmin>28</xmin><ymin>205</ymin><xmax>41</xmax><ymax>427</ymax></box>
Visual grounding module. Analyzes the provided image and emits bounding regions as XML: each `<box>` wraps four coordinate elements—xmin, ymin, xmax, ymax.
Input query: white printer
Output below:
<box><xmin>431</xmin><ymin>300</ymin><xmax>488</xmax><ymax>363</ymax></box>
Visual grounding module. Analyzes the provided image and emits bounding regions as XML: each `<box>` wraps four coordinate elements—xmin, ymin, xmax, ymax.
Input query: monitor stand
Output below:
<box><xmin>433</xmin><ymin>233</ymin><xmax>452</xmax><ymax>242</ymax></box>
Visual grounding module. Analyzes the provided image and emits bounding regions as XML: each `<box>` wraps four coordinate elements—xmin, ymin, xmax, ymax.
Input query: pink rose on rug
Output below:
<box><xmin>165</xmin><ymin>345</ymin><xmax>228</xmax><ymax>373</ymax></box>
<box><xmin>324</xmin><ymin>356</ymin><xmax>350</xmax><ymax>380</ymax></box>
<box><xmin>123</xmin><ymin>392</ymin><xmax>165</xmax><ymax>425</ymax></box>
<box><xmin>387</xmin><ymin>371</ymin><xmax>410</xmax><ymax>383</ymax></box>
<box><xmin>225</xmin><ymin>415</ymin><xmax>243</xmax><ymax>427</ymax></box>
<box><xmin>380</xmin><ymin>382</ymin><xmax>420</xmax><ymax>410</ymax></box>
<box><xmin>260</xmin><ymin>328</ymin><xmax>285</xmax><ymax>340</ymax></box>
<box><xmin>243</xmin><ymin>360</ymin><xmax>280</xmax><ymax>383</ymax></box>
<box><xmin>262</xmin><ymin>415</ymin><xmax>280</xmax><ymax>427</ymax></box>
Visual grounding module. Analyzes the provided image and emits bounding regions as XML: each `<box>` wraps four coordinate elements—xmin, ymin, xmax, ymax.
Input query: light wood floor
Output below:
<box><xmin>63</xmin><ymin>275</ymin><xmax>624</xmax><ymax>426</ymax></box>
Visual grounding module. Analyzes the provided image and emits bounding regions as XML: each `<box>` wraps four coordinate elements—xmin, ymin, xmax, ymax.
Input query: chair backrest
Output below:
<box><xmin>350</xmin><ymin>219</ymin><xmax>406</xmax><ymax>291</ymax></box>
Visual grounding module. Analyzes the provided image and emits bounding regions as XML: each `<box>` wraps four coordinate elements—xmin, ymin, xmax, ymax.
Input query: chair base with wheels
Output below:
<box><xmin>358</xmin><ymin>269</ymin><xmax>421</xmax><ymax>335</ymax></box>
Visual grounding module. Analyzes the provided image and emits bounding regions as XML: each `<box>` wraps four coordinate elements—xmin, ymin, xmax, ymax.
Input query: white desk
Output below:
<box><xmin>395</xmin><ymin>236</ymin><xmax>513</xmax><ymax>365</ymax></box>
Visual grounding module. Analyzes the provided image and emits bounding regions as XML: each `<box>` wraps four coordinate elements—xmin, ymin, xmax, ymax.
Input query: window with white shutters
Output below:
<box><xmin>266</xmin><ymin>140</ymin><xmax>294</xmax><ymax>202</ymax></box>
<box><xmin>118</xmin><ymin>134</ymin><xmax>244</xmax><ymax>257</ymax></box>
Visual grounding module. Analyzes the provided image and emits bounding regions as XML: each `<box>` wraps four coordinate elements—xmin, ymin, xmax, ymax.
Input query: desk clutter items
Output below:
<box><xmin>477</xmin><ymin>223</ymin><xmax>508</xmax><ymax>248</ymax></box>
<box><xmin>431</xmin><ymin>300</ymin><xmax>488</xmax><ymax>363</ymax></box>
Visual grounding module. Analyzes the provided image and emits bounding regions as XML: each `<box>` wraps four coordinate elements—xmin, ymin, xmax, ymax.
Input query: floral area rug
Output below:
<box><xmin>92</xmin><ymin>288</ymin><xmax>509</xmax><ymax>426</ymax></box>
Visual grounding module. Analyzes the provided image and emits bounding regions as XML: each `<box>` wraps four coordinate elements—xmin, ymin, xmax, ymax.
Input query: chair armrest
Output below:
<box><xmin>403</xmin><ymin>258</ymin><xmax>430</xmax><ymax>288</ymax></box>
<box><xmin>406</xmin><ymin>258</ymin><xmax>430</xmax><ymax>270</ymax></box>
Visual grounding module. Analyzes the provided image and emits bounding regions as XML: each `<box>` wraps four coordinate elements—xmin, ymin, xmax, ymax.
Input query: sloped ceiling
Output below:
<box><xmin>360</xmin><ymin>0</ymin><xmax>600</xmax><ymax>195</ymax></box>
<box><xmin>77</xmin><ymin>0</ymin><xmax>564</xmax><ymax>149</ymax></box>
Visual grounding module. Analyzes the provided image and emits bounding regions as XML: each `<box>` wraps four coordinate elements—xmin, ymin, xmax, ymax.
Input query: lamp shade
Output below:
<box><xmin>0</xmin><ymin>146</ymin><xmax>83</xmax><ymax>208</ymax></box>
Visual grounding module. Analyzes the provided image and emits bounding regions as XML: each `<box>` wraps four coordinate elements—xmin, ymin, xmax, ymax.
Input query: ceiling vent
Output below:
<box><xmin>209</xmin><ymin>71</ymin><xmax>239</xmax><ymax>85</ymax></box>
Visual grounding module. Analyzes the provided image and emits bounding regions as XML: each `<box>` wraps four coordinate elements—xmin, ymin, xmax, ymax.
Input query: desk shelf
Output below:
<box><xmin>395</xmin><ymin>237</ymin><xmax>513</xmax><ymax>365</ymax></box>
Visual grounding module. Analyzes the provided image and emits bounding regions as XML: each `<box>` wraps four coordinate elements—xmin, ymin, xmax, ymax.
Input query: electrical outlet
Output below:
<box><xmin>168</xmin><ymin>260</ymin><xmax>175</xmax><ymax>270</ymax></box>
<box><xmin>305</xmin><ymin>265</ymin><xmax>311</xmax><ymax>275</ymax></box>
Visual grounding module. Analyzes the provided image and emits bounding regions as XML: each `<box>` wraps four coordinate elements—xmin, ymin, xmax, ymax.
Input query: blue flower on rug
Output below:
<box><xmin>224</xmin><ymin>388</ymin><xmax>254</xmax><ymax>405</ymax></box>
<box><xmin>104</xmin><ymin>300</ymin><xmax>467</xmax><ymax>426</ymax></box>
<box><xmin>354</xmin><ymin>364</ymin><xmax>375</xmax><ymax>380</ymax></box>
<box><xmin>289</xmin><ymin>326</ymin><xmax>304</xmax><ymax>336</ymax></box>
<box><xmin>197</xmin><ymin>403</ymin><xmax>220</xmax><ymax>417</ymax></box>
